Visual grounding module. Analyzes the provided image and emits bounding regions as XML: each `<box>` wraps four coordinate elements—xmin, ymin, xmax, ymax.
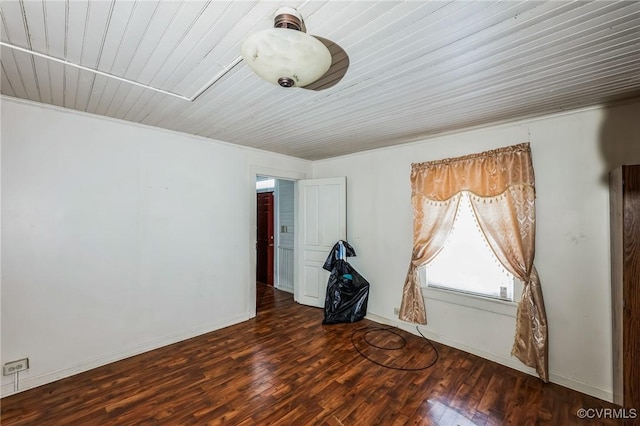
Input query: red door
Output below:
<box><xmin>256</xmin><ymin>192</ymin><xmax>274</xmax><ymax>285</ymax></box>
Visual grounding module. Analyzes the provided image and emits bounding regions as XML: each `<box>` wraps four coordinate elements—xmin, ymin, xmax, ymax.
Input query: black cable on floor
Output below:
<box><xmin>350</xmin><ymin>325</ymin><xmax>439</xmax><ymax>371</ymax></box>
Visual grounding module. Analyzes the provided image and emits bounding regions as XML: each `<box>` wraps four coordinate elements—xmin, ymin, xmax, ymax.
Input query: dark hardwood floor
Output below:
<box><xmin>1</xmin><ymin>284</ymin><xmax>621</xmax><ymax>425</ymax></box>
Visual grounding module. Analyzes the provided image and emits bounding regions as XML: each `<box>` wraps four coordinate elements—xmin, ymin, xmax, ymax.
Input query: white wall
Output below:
<box><xmin>0</xmin><ymin>97</ymin><xmax>311</xmax><ymax>396</ymax></box>
<box><xmin>312</xmin><ymin>100</ymin><xmax>640</xmax><ymax>401</ymax></box>
<box><xmin>3</xmin><ymin>94</ymin><xmax>639</xmax><ymax>401</ymax></box>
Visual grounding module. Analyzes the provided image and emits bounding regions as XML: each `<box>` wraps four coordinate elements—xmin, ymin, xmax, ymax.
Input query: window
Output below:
<box><xmin>423</xmin><ymin>192</ymin><xmax>519</xmax><ymax>302</ymax></box>
<box><xmin>256</xmin><ymin>178</ymin><xmax>275</xmax><ymax>190</ymax></box>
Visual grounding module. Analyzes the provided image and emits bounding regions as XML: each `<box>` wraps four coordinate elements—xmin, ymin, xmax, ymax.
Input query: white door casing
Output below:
<box><xmin>296</xmin><ymin>177</ymin><xmax>347</xmax><ymax>308</ymax></box>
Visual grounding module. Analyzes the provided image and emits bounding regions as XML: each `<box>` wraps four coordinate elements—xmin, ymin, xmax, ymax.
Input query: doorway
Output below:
<box><xmin>248</xmin><ymin>169</ymin><xmax>346</xmax><ymax>317</ymax></box>
<box><xmin>255</xmin><ymin>176</ymin><xmax>296</xmax><ymax>294</ymax></box>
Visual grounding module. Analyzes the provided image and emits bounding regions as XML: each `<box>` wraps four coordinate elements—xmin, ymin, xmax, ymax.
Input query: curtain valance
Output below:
<box><xmin>411</xmin><ymin>143</ymin><xmax>535</xmax><ymax>201</ymax></box>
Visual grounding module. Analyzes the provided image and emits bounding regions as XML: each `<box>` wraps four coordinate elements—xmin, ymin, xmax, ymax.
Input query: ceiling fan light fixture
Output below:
<box><xmin>241</xmin><ymin>7</ymin><xmax>332</xmax><ymax>88</ymax></box>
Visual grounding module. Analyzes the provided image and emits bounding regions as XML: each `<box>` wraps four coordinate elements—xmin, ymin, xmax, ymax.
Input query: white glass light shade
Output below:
<box><xmin>241</xmin><ymin>28</ymin><xmax>332</xmax><ymax>87</ymax></box>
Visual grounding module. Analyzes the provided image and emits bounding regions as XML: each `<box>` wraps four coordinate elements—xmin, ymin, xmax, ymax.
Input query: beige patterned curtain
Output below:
<box><xmin>399</xmin><ymin>143</ymin><xmax>548</xmax><ymax>382</ymax></box>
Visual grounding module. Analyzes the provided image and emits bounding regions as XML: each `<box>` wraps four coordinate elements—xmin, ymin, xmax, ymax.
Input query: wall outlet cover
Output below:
<box><xmin>3</xmin><ymin>358</ymin><xmax>29</xmax><ymax>376</ymax></box>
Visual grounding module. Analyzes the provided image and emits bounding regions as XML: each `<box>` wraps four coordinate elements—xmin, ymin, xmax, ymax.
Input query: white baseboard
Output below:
<box><xmin>275</xmin><ymin>284</ymin><xmax>294</xmax><ymax>294</ymax></box>
<box><xmin>549</xmin><ymin>373</ymin><xmax>613</xmax><ymax>403</ymax></box>
<box><xmin>365</xmin><ymin>313</ymin><xmax>613</xmax><ymax>403</ymax></box>
<box><xmin>0</xmin><ymin>313</ymin><xmax>251</xmax><ymax>398</ymax></box>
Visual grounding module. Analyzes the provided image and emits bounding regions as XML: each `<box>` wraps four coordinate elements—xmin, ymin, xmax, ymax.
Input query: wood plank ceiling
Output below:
<box><xmin>2</xmin><ymin>1</ymin><xmax>639</xmax><ymax>160</ymax></box>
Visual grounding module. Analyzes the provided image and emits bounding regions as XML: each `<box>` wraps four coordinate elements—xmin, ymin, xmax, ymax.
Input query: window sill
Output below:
<box><xmin>421</xmin><ymin>286</ymin><xmax>518</xmax><ymax>318</ymax></box>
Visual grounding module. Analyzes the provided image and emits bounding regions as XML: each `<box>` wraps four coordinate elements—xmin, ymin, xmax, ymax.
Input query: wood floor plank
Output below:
<box><xmin>0</xmin><ymin>284</ymin><xmax>621</xmax><ymax>425</ymax></box>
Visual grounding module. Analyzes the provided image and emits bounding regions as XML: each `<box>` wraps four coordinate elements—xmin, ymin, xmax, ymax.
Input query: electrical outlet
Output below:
<box><xmin>3</xmin><ymin>358</ymin><xmax>29</xmax><ymax>376</ymax></box>
<box><xmin>394</xmin><ymin>307</ymin><xmax>400</xmax><ymax>315</ymax></box>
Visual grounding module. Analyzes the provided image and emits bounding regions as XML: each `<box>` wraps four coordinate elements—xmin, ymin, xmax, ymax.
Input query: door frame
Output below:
<box><xmin>248</xmin><ymin>166</ymin><xmax>308</xmax><ymax>318</ymax></box>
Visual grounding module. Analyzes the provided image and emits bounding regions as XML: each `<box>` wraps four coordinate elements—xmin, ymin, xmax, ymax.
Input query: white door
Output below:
<box><xmin>296</xmin><ymin>177</ymin><xmax>346</xmax><ymax>307</ymax></box>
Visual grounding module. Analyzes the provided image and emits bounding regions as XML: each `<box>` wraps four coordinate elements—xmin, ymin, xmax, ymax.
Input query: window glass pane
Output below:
<box><xmin>256</xmin><ymin>178</ymin><xmax>275</xmax><ymax>190</ymax></box>
<box><xmin>426</xmin><ymin>192</ymin><xmax>514</xmax><ymax>300</ymax></box>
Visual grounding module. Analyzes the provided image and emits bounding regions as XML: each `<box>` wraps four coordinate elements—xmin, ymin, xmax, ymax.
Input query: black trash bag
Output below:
<box><xmin>322</xmin><ymin>259</ymin><xmax>370</xmax><ymax>325</ymax></box>
<box><xmin>322</xmin><ymin>240</ymin><xmax>357</xmax><ymax>272</ymax></box>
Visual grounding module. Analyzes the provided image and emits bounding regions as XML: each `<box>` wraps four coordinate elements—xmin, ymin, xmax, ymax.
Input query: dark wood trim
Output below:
<box><xmin>611</xmin><ymin>164</ymin><xmax>640</xmax><ymax>417</ymax></box>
